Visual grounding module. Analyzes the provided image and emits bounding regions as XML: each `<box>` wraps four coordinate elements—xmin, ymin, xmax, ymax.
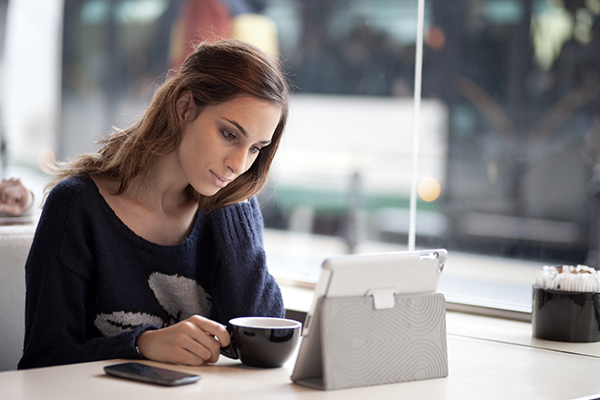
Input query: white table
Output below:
<box><xmin>2</xmin><ymin>312</ymin><xmax>600</xmax><ymax>400</ymax></box>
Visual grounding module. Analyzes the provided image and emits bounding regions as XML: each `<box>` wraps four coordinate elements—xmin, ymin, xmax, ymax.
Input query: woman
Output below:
<box><xmin>18</xmin><ymin>39</ymin><xmax>290</xmax><ymax>369</ymax></box>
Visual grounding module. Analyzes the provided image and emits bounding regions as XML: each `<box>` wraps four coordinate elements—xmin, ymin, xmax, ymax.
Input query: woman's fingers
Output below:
<box><xmin>136</xmin><ymin>315</ymin><xmax>230</xmax><ymax>365</ymax></box>
<box><xmin>178</xmin><ymin>320</ymin><xmax>221</xmax><ymax>363</ymax></box>
<box><xmin>184</xmin><ymin>316</ymin><xmax>230</xmax><ymax>363</ymax></box>
<box><xmin>189</xmin><ymin>315</ymin><xmax>231</xmax><ymax>347</ymax></box>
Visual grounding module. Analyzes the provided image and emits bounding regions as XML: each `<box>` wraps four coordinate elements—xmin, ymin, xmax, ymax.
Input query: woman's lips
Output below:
<box><xmin>211</xmin><ymin>171</ymin><xmax>231</xmax><ymax>188</ymax></box>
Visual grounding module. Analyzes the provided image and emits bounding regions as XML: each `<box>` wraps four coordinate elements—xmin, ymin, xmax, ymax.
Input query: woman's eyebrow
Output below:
<box><xmin>223</xmin><ymin>117</ymin><xmax>272</xmax><ymax>145</ymax></box>
<box><xmin>223</xmin><ymin>118</ymin><xmax>248</xmax><ymax>137</ymax></box>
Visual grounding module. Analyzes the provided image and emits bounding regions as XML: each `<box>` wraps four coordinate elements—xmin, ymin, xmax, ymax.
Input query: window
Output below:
<box><xmin>3</xmin><ymin>0</ymin><xmax>599</xmax><ymax>317</ymax></box>
<box><xmin>263</xmin><ymin>0</ymin><xmax>600</xmax><ymax>317</ymax></box>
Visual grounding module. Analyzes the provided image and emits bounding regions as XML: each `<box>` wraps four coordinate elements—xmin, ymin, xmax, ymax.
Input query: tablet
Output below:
<box><xmin>302</xmin><ymin>248</ymin><xmax>447</xmax><ymax>336</ymax></box>
<box><xmin>291</xmin><ymin>248</ymin><xmax>447</xmax><ymax>388</ymax></box>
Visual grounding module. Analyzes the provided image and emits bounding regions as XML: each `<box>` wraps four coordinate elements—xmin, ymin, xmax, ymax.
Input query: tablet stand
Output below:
<box><xmin>291</xmin><ymin>291</ymin><xmax>448</xmax><ymax>390</ymax></box>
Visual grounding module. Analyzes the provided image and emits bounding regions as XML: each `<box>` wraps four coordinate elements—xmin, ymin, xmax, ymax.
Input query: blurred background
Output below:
<box><xmin>1</xmin><ymin>0</ymin><xmax>599</xmax><ymax>311</ymax></box>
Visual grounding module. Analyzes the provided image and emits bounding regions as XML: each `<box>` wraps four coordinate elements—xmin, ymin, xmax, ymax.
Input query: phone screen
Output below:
<box><xmin>104</xmin><ymin>362</ymin><xmax>201</xmax><ymax>386</ymax></box>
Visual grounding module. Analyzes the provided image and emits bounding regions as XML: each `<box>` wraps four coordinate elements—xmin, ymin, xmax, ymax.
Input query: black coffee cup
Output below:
<box><xmin>220</xmin><ymin>317</ymin><xmax>302</xmax><ymax>368</ymax></box>
<box><xmin>532</xmin><ymin>286</ymin><xmax>600</xmax><ymax>342</ymax></box>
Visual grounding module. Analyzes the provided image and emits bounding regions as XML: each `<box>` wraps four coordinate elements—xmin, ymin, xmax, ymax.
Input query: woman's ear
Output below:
<box><xmin>176</xmin><ymin>91</ymin><xmax>193</xmax><ymax>122</ymax></box>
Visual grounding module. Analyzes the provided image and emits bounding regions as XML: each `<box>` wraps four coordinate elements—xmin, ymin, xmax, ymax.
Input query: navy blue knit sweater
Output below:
<box><xmin>18</xmin><ymin>176</ymin><xmax>284</xmax><ymax>369</ymax></box>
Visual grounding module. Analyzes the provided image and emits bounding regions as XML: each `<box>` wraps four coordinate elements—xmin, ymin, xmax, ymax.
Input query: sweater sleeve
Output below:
<box><xmin>208</xmin><ymin>197</ymin><xmax>285</xmax><ymax>324</ymax></box>
<box><xmin>18</xmin><ymin>181</ymin><xmax>157</xmax><ymax>369</ymax></box>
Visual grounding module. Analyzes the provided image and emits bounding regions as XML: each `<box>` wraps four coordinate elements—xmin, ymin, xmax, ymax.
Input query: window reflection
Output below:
<box><xmin>58</xmin><ymin>0</ymin><xmax>600</xmax><ymax>271</ymax></box>
<box><xmin>424</xmin><ymin>0</ymin><xmax>599</xmax><ymax>266</ymax></box>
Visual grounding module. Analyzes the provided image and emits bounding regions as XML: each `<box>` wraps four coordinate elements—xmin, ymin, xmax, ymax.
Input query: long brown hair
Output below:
<box><xmin>48</xmin><ymin>39</ymin><xmax>290</xmax><ymax>211</ymax></box>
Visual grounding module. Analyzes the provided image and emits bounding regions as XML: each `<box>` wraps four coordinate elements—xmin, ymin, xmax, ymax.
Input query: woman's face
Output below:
<box><xmin>177</xmin><ymin>95</ymin><xmax>281</xmax><ymax>197</ymax></box>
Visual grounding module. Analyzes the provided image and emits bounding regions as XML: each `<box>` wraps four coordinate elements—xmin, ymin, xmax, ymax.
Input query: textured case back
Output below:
<box><xmin>320</xmin><ymin>292</ymin><xmax>448</xmax><ymax>390</ymax></box>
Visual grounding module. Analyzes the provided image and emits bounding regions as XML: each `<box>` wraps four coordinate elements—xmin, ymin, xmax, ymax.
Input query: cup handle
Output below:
<box><xmin>220</xmin><ymin>325</ymin><xmax>238</xmax><ymax>359</ymax></box>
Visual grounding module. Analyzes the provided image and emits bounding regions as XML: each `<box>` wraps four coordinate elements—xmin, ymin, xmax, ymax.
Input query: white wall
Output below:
<box><xmin>3</xmin><ymin>0</ymin><xmax>63</xmax><ymax>167</ymax></box>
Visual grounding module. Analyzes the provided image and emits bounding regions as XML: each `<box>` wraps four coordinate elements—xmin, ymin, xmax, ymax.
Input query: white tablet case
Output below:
<box><xmin>291</xmin><ymin>249</ymin><xmax>448</xmax><ymax>390</ymax></box>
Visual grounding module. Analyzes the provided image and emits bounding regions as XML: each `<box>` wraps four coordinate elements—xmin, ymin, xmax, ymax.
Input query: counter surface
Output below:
<box><xmin>2</xmin><ymin>311</ymin><xmax>600</xmax><ymax>400</ymax></box>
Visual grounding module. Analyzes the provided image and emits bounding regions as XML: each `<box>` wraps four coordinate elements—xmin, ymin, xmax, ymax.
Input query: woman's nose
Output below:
<box><xmin>226</xmin><ymin>148</ymin><xmax>248</xmax><ymax>175</ymax></box>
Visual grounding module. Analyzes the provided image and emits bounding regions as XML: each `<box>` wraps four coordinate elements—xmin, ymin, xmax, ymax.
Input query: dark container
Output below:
<box><xmin>532</xmin><ymin>286</ymin><xmax>600</xmax><ymax>342</ymax></box>
<box><xmin>220</xmin><ymin>317</ymin><xmax>302</xmax><ymax>368</ymax></box>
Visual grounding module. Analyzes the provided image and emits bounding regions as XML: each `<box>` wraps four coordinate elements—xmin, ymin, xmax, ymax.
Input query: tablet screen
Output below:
<box><xmin>302</xmin><ymin>249</ymin><xmax>447</xmax><ymax>336</ymax></box>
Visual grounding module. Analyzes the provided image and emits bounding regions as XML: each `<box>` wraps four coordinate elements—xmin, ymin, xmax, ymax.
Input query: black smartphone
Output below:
<box><xmin>104</xmin><ymin>362</ymin><xmax>201</xmax><ymax>386</ymax></box>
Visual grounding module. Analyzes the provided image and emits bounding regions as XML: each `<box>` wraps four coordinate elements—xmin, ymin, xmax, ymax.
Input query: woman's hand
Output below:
<box><xmin>136</xmin><ymin>315</ymin><xmax>230</xmax><ymax>366</ymax></box>
<box><xmin>0</xmin><ymin>178</ymin><xmax>34</xmax><ymax>216</ymax></box>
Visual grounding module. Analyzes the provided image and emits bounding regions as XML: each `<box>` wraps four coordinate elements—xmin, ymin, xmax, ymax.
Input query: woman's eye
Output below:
<box><xmin>250</xmin><ymin>146</ymin><xmax>261</xmax><ymax>154</ymax></box>
<box><xmin>222</xmin><ymin>130</ymin><xmax>236</xmax><ymax>141</ymax></box>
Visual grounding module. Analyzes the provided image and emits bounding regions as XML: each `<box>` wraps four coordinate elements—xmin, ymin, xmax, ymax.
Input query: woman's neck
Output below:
<box><xmin>126</xmin><ymin>154</ymin><xmax>193</xmax><ymax>215</ymax></box>
<box><xmin>91</xmin><ymin>155</ymin><xmax>199</xmax><ymax>245</ymax></box>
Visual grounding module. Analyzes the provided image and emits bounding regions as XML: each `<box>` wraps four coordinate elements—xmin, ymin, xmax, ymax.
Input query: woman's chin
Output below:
<box><xmin>194</xmin><ymin>186</ymin><xmax>222</xmax><ymax>198</ymax></box>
